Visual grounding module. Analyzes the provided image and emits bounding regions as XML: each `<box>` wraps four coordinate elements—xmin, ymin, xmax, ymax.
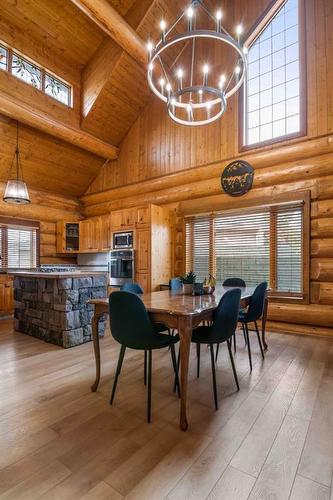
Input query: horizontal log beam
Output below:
<box><xmin>265</xmin><ymin>320</ymin><xmax>333</xmax><ymax>339</ymax></box>
<box><xmin>311</xmin><ymin>258</ymin><xmax>333</xmax><ymax>281</ymax></box>
<box><xmin>82</xmin><ymin>134</ymin><xmax>333</xmax><ymax>207</ymax></box>
<box><xmin>311</xmin><ymin>200</ymin><xmax>333</xmax><ymax>218</ymax></box>
<box><xmin>267</xmin><ymin>302</ymin><xmax>333</xmax><ymax>327</ymax></box>
<box><xmin>0</xmin><ymin>92</ymin><xmax>118</xmax><ymax>160</ymax></box>
<box><xmin>311</xmin><ymin>238</ymin><xmax>333</xmax><ymax>257</ymax></box>
<box><xmin>311</xmin><ymin>217</ymin><xmax>333</xmax><ymax>237</ymax></box>
<box><xmin>70</xmin><ymin>0</ymin><xmax>147</xmax><ymax>65</ymax></box>
<box><xmin>311</xmin><ymin>282</ymin><xmax>333</xmax><ymax>304</ymax></box>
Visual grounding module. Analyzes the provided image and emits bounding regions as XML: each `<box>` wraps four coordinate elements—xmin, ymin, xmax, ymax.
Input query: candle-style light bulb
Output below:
<box><xmin>159</xmin><ymin>78</ymin><xmax>165</xmax><ymax>94</ymax></box>
<box><xmin>203</xmin><ymin>64</ymin><xmax>209</xmax><ymax>86</ymax></box>
<box><xmin>235</xmin><ymin>65</ymin><xmax>241</xmax><ymax>74</ymax></box>
<box><xmin>216</xmin><ymin>10</ymin><xmax>222</xmax><ymax>30</ymax></box>
<box><xmin>236</xmin><ymin>24</ymin><xmax>243</xmax><ymax>43</ymax></box>
<box><xmin>177</xmin><ymin>68</ymin><xmax>183</xmax><ymax>90</ymax></box>
<box><xmin>160</xmin><ymin>19</ymin><xmax>166</xmax><ymax>41</ymax></box>
<box><xmin>148</xmin><ymin>62</ymin><xmax>154</xmax><ymax>71</ymax></box>
<box><xmin>147</xmin><ymin>41</ymin><xmax>153</xmax><ymax>60</ymax></box>
<box><xmin>219</xmin><ymin>74</ymin><xmax>226</xmax><ymax>89</ymax></box>
<box><xmin>187</xmin><ymin>6</ymin><xmax>194</xmax><ymax>30</ymax></box>
<box><xmin>243</xmin><ymin>46</ymin><xmax>248</xmax><ymax>55</ymax></box>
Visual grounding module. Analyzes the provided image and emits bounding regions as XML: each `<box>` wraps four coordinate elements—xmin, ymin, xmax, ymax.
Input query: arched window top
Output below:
<box><xmin>242</xmin><ymin>0</ymin><xmax>303</xmax><ymax>148</ymax></box>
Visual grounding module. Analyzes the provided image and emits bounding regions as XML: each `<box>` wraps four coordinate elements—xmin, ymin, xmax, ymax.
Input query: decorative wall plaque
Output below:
<box><xmin>221</xmin><ymin>160</ymin><xmax>254</xmax><ymax>196</ymax></box>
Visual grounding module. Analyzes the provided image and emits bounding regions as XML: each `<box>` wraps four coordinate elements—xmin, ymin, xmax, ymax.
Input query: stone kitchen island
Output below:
<box><xmin>11</xmin><ymin>271</ymin><xmax>108</xmax><ymax>347</ymax></box>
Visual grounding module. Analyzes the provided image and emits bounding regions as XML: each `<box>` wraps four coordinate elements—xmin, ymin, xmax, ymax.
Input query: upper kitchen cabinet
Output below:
<box><xmin>110</xmin><ymin>206</ymin><xmax>150</xmax><ymax>231</ymax></box>
<box><xmin>56</xmin><ymin>216</ymin><xmax>111</xmax><ymax>253</ymax></box>
<box><xmin>79</xmin><ymin>218</ymin><xmax>100</xmax><ymax>253</ymax></box>
<box><xmin>56</xmin><ymin>221</ymin><xmax>80</xmax><ymax>253</ymax></box>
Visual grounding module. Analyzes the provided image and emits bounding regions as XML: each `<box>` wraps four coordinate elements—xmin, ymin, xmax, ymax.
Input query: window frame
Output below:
<box><xmin>0</xmin><ymin>217</ymin><xmax>40</xmax><ymax>270</ymax></box>
<box><xmin>183</xmin><ymin>190</ymin><xmax>310</xmax><ymax>304</ymax></box>
<box><xmin>239</xmin><ymin>0</ymin><xmax>307</xmax><ymax>152</ymax></box>
<box><xmin>0</xmin><ymin>41</ymin><xmax>72</xmax><ymax>108</ymax></box>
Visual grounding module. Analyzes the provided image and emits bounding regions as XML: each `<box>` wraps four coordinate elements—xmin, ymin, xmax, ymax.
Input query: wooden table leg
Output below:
<box><xmin>178</xmin><ymin>316</ymin><xmax>192</xmax><ymax>432</ymax></box>
<box><xmin>262</xmin><ymin>295</ymin><xmax>268</xmax><ymax>351</ymax></box>
<box><xmin>91</xmin><ymin>308</ymin><xmax>103</xmax><ymax>392</ymax></box>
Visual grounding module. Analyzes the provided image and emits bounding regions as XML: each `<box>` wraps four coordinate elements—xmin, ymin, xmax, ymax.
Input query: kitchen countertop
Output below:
<box><xmin>10</xmin><ymin>271</ymin><xmax>108</xmax><ymax>279</ymax></box>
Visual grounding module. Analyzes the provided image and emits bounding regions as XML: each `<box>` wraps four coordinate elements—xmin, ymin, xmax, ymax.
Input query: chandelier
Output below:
<box><xmin>147</xmin><ymin>0</ymin><xmax>247</xmax><ymax>126</ymax></box>
<box><xmin>3</xmin><ymin>121</ymin><xmax>30</xmax><ymax>205</ymax></box>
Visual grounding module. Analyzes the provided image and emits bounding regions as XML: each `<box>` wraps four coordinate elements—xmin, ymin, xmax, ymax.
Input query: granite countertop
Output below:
<box><xmin>10</xmin><ymin>271</ymin><xmax>108</xmax><ymax>279</ymax></box>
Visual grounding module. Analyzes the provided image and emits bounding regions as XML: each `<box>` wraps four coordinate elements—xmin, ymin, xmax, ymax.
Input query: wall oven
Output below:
<box><xmin>113</xmin><ymin>231</ymin><xmax>133</xmax><ymax>249</ymax></box>
<box><xmin>109</xmin><ymin>250</ymin><xmax>134</xmax><ymax>286</ymax></box>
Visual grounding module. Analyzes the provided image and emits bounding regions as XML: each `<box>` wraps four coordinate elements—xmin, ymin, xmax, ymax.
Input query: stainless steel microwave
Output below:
<box><xmin>113</xmin><ymin>231</ymin><xmax>134</xmax><ymax>249</ymax></box>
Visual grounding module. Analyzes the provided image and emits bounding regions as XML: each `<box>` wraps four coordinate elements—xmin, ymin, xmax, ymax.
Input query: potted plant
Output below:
<box><xmin>180</xmin><ymin>271</ymin><xmax>196</xmax><ymax>295</ymax></box>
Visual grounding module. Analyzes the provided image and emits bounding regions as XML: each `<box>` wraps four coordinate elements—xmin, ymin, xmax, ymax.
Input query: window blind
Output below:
<box><xmin>185</xmin><ymin>202</ymin><xmax>304</xmax><ymax>296</ymax></box>
<box><xmin>215</xmin><ymin>211</ymin><xmax>270</xmax><ymax>286</ymax></box>
<box><xmin>0</xmin><ymin>219</ymin><xmax>39</xmax><ymax>269</ymax></box>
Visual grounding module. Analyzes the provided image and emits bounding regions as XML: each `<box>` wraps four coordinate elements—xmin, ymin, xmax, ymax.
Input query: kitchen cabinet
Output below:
<box><xmin>56</xmin><ymin>221</ymin><xmax>80</xmax><ymax>253</ymax></box>
<box><xmin>136</xmin><ymin>229</ymin><xmax>150</xmax><ymax>272</ymax></box>
<box><xmin>135</xmin><ymin>272</ymin><xmax>149</xmax><ymax>293</ymax></box>
<box><xmin>110</xmin><ymin>208</ymin><xmax>135</xmax><ymax>230</ymax></box>
<box><xmin>0</xmin><ymin>276</ymin><xmax>13</xmax><ymax>317</ymax></box>
<box><xmin>79</xmin><ymin>218</ymin><xmax>101</xmax><ymax>253</ymax></box>
<box><xmin>57</xmin><ymin>216</ymin><xmax>111</xmax><ymax>254</ymax></box>
<box><xmin>136</xmin><ymin>206</ymin><xmax>150</xmax><ymax>227</ymax></box>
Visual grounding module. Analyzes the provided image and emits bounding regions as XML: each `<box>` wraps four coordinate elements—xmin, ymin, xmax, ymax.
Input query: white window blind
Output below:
<box><xmin>215</xmin><ymin>211</ymin><xmax>270</xmax><ymax>286</ymax></box>
<box><xmin>185</xmin><ymin>202</ymin><xmax>304</xmax><ymax>296</ymax></box>
<box><xmin>0</xmin><ymin>220</ymin><xmax>39</xmax><ymax>269</ymax></box>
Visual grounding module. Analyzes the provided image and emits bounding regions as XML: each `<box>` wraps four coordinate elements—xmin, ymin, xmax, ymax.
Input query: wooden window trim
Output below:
<box><xmin>183</xmin><ymin>190</ymin><xmax>310</xmax><ymax>304</ymax></box>
<box><xmin>238</xmin><ymin>0</ymin><xmax>307</xmax><ymax>152</ymax></box>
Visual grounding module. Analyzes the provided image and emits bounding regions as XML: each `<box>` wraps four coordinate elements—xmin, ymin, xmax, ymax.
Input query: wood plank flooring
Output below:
<box><xmin>0</xmin><ymin>319</ymin><xmax>332</xmax><ymax>499</ymax></box>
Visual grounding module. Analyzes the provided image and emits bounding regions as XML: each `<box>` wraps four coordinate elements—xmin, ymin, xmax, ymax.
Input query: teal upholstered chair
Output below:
<box><xmin>109</xmin><ymin>291</ymin><xmax>180</xmax><ymax>423</ymax></box>
<box><xmin>191</xmin><ymin>288</ymin><xmax>241</xmax><ymax>410</ymax></box>
<box><xmin>223</xmin><ymin>278</ymin><xmax>246</xmax><ymax>288</ymax></box>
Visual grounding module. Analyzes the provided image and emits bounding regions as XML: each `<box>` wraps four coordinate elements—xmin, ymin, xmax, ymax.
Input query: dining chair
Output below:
<box><xmin>120</xmin><ymin>282</ymin><xmax>169</xmax><ymax>334</ymax></box>
<box><xmin>223</xmin><ymin>278</ymin><xmax>246</xmax><ymax>288</ymax></box>
<box><xmin>120</xmin><ymin>282</ymin><xmax>144</xmax><ymax>294</ymax></box>
<box><xmin>109</xmin><ymin>291</ymin><xmax>180</xmax><ymax>423</ymax></box>
<box><xmin>222</xmin><ymin>278</ymin><xmax>247</xmax><ymax>353</ymax></box>
<box><xmin>169</xmin><ymin>277</ymin><xmax>182</xmax><ymax>291</ymax></box>
<box><xmin>191</xmin><ymin>288</ymin><xmax>241</xmax><ymax>410</ymax></box>
<box><xmin>238</xmin><ymin>282</ymin><xmax>267</xmax><ymax>371</ymax></box>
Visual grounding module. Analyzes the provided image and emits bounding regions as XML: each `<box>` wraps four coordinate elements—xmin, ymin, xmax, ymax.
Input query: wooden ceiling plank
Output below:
<box><xmin>69</xmin><ymin>0</ymin><xmax>147</xmax><ymax>65</ymax></box>
<box><xmin>0</xmin><ymin>91</ymin><xmax>119</xmax><ymax>160</ymax></box>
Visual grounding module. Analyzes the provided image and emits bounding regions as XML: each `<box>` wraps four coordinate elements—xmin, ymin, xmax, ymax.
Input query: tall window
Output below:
<box><xmin>0</xmin><ymin>219</ymin><xmax>40</xmax><ymax>269</ymax></box>
<box><xmin>185</xmin><ymin>200</ymin><xmax>307</xmax><ymax>299</ymax></box>
<box><xmin>243</xmin><ymin>0</ymin><xmax>301</xmax><ymax>147</ymax></box>
<box><xmin>0</xmin><ymin>42</ymin><xmax>72</xmax><ymax>107</ymax></box>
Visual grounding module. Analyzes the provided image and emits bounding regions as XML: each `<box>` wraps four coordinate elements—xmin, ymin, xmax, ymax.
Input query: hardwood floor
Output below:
<box><xmin>0</xmin><ymin>319</ymin><xmax>332</xmax><ymax>500</ymax></box>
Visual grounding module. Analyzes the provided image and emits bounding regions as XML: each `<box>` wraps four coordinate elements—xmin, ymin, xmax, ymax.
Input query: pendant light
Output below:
<box><xmin>3</xmin><ymin>121</ymin><xmax>30</xmax><ymax>204</ymax></box>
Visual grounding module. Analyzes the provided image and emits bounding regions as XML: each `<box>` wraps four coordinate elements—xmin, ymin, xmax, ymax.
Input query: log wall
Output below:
<box><xmin>82</xmin><ymin>0</ymin><xmax>333</xmax><ymax>338</ymax></box>
<box><xmin>0</xmin><ymin>183</ymin><xmax>82</xmax><ymax>264</ymax></box>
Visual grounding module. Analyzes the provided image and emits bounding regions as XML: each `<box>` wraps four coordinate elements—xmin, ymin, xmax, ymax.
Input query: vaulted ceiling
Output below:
<box><xmin>0</xmin><ymin>0</ymin><xmax>268</xmax><ymax>198</ymax></box>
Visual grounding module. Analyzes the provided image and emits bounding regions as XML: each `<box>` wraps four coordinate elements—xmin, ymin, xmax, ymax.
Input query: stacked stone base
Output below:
<box><xmin>14</xmin><ymin>275</ymin><xmax>107</xmax><ymax>348</ymax></box>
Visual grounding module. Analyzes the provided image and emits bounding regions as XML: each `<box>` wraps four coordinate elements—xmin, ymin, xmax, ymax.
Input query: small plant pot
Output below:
<box><xmin>183</xmin><ymin>283</ymin><xmax>194</xmax><ymax>295</ymax></box>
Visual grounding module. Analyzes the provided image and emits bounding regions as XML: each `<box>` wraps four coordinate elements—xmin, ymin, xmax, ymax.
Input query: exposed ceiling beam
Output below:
<box><xmin>70</xmin><ymin>0</ymin><xmax>147</xmax><ymax>65</ymax></box>
<box><xmin>81</xmin><ymin>0</ymin><xmax>154</xmax><ymax>119</ymax></box>
<box><xmin>0</xmin><ymin>92</ymin><xmax>119</xmax><ymax>160</ymax></box>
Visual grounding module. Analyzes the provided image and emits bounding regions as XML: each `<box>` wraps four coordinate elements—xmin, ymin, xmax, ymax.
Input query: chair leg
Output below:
<box><xmin>227</xmin><ymin>339</ymin><xmax>240</xmax><ymax>391</ymax></box>
<box><xmin>144</xmin><ymin>350</ymin><xmax>147</xmax><ymax>385</ymax></box>
<box><xmin>233</xmin><ymin>331</ymin><xmax>237</xmax><ymax>353</ymax></box>
<box><xmin>147</xmin><ymin>349</ymin><xmax>152</xmax><ymax>423</ymax></box>
<box><xmin>196</xmin><ymin>343</ymin><xmax>201</xmax><ymax>377</ymax></box>
<box><xmin>255</xmin><ymin>321</ymin><xmax>265</xmax><ymax>359</ymax></box>
<box><xmin>245</xmin><ymin>323</ymin><xmax>252</xmax><ymax>371</ymax></box>
<box><xmin>215</xmin><ymin>343</ymin><xmax>220</xmax><ymax>362</ymax></box>
<box><xmin>242</xmin><ymin>322</ymin><xmax>247</xmax><ymax>344</ymax></box>
<box><xmin>110</xmin><ymin>344</ymin><xmax>126</xmax><ymax>405</ymax></box>
<box><xmin>209</xmin><ymin>344</ymin><xmax>218</xmax><ymax>410</ymax></box>
<box><xmin>170</xmin><ymin>343</ymin><xmax>180</xmax><ymax>398</ymax></box>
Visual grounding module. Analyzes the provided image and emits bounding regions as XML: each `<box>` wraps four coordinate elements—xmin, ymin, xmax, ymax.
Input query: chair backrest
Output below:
<box><xmin>245</xmin><ymin>282</ymin><xmax>267</xmax><ymax>322</ymax></box>
<box><xmin>169</xmin><ymin>277</ymin><xmax>182</xmax><ymax>291</ymax></box>
<box><xmin>223</xmin><ymin>277</ymin><xmax>246</xmax><ymax>287</ymax></box>
<box><xmin>109</xmin><ymin>291</ymin><xmax>156</xmax><ymax>349</ymax></box>
<box><xmin>120</xmin><ymin>282</ymin><xmax>144</xmax><ymax>294</ymax></box>
<box><xmin>211</xmin><ymin>288</ymin><xmax>241</xmax><ymax>342</ymax></box>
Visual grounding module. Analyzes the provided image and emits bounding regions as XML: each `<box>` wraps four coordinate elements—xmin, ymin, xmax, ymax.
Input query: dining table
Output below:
<box><xmin>89</xmin><ymin>286</ymin><xmax>269</xmax><ymax>431</ymax></box>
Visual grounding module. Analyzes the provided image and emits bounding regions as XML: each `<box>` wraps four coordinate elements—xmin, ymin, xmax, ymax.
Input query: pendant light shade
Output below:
<box><xmin>3</xmin><ymin>180</ymin><xmax>30</xmax><ymax>204</ymax></box>
<box><xmin>3</xmin><ymin>121</ymin><xmax>30</xmax><ymax>205</ymax></box>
